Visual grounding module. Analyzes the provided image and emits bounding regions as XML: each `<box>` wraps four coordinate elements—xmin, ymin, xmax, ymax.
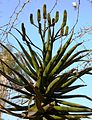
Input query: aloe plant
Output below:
<box><xmin>0</xmin><ymin>4</ymin><xmax>92</xmax><ymax>120</ymax></box>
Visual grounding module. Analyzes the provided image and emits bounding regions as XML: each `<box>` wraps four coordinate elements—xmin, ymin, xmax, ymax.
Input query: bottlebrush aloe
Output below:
<box><xmin>0</xmin><ymin>4</ymin><xmax>92</xmax><ymax>120</ymax></box>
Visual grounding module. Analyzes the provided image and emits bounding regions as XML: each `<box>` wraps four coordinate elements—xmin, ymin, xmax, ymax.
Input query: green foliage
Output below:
<box><xmin>0</xmin><ymin>4</ymin><xmax>92</xmax><ymax>120</ymax></box>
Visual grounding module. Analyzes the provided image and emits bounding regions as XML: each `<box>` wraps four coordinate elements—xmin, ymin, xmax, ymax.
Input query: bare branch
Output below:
<box><xmin>0</xmin><ymin>0</ymin><xmax>31</xmax><ymax>42</ymax></box>
<box><xmin>49</xmin><ymin>0</ymin><xmax>58</xmax><ymax>13</ymax></box>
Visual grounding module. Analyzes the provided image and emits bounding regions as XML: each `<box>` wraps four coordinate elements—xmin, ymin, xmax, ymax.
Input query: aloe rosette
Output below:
<box><xmin>0</xmin><ymin>4</ymin><xmax>92</xmax><ymax>120</ymax></box>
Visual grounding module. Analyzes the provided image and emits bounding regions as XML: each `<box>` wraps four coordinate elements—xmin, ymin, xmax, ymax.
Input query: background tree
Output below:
<box><xmin>0</xmin><ymin>44</ymin><xmax>23</xmax><ymax>119</ymax></box>
<box><xmin>0</xmin><ymin>44</ymin><xmax>15</xmax><ymax>118</ymax></box>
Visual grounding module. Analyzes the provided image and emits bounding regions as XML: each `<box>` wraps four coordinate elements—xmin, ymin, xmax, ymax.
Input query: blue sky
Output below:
<box><xmin>0</xmin><ymin>0</ymin><xmax>92</xmax><ymax>120</ymax></box>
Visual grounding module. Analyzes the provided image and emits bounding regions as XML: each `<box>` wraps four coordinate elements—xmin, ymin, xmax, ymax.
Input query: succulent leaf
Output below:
<box><xmin>53</xmin><ymin>106</ymin><xmax>92</xmax><ymax>112</ymax></box>
<box><xmin>58</xmin><ymin>100</ymin><xmax>90</xmax><ymax>109</ymax></box>
<box><xmin>50</xmin><ymin>42</ymin><xmax>82</xmax><ymax>76</ymax></box>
